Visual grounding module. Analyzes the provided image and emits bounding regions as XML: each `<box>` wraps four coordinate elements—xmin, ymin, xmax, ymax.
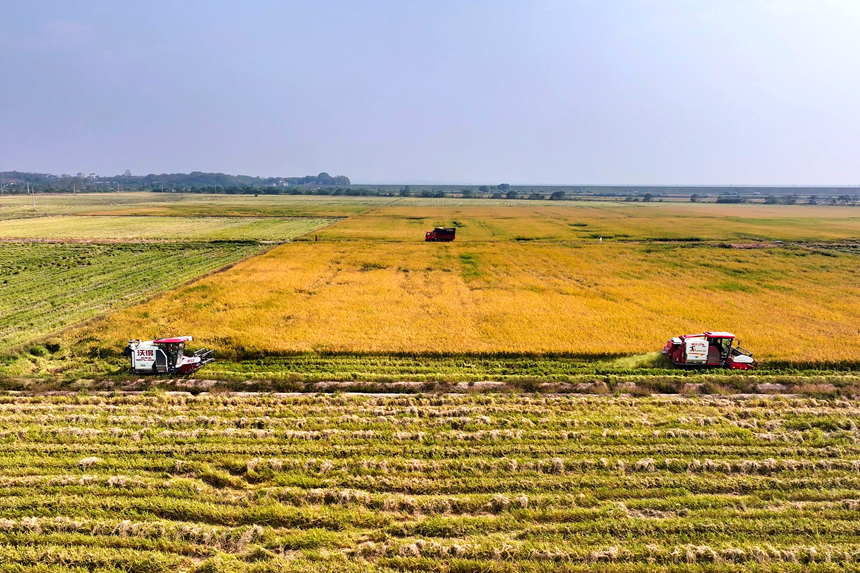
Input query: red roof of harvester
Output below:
<box><xmin>153</xmin><ymin>336</ymin><xmax>192</xmax><ymax>344</ymax></box>
<box><xmin>681</xmin><ymin>332</ymin><xmax>736</xmax><ymax>339</ymax></box>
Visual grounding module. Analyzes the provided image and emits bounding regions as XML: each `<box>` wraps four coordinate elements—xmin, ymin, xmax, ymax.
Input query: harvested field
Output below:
<box><xmin>1</xmin><ymin>392</ymin><xmax>860</xmax><ymax>572</ymax></box>
<box><xmin>0</xmin><ymin>215</ymin><xmax>336</xmax><ymax>242</ymax></box>
<box><xmin>0</xmin><ymin>192</ymin><xmax>390</xmax><ymax>219</ymax></box>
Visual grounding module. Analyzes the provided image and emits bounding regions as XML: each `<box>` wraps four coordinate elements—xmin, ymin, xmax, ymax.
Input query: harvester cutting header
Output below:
<box><xmin>662</xmin><ymin>332</ymin><xmax>754</xmax><ymax>369</ymax></box>
<box><xmin>124</xmin><ymin>336</ymin><xmax>213</xmax><ymax>375</ymax></box>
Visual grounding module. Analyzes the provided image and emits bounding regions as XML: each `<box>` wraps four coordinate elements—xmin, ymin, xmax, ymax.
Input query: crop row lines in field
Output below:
<box><xmin>0</xmin><ymin>245</ymin><xmax>247</xmax><ymax>306</ymax></box>
<box><xmin>0</xmin><ymin>436</ymin><xmax>854</xmax><ymax>461</ymax></box>
<box><xmin>0</xmin><ymin>242</ymin><xmax>261</xmax><ymax>347</ymax></box>
<box><xmin>3</xmin><ymin>395</ymin><xmax>860</xmax><ymax>571</ymax></box>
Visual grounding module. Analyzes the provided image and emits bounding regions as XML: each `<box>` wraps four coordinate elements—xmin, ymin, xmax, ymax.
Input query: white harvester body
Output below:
<box><xmin>124</xmin><ymin>336</ymin><xmax>213</xmax><ymax>375</ymax></box>
<box><xmin>662</xmin><ymin>332</ymin><xmax>754</xmax><ymax>369</ymax></box>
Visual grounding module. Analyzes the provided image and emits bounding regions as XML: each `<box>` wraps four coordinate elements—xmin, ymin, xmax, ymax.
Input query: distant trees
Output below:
<box><xmin>399</xmin><ymin>186</ymin><xmax>411</xmax><ymax>197</ymax></box>
<box><xmin>642</xmin><ymin>193</ymin><xmax>654</xmax><ymax>202</ymax></box>
<box><xmin>479</xmin><ymin>185</ymin><xmax>490</xmax><ymax>193</ymax></box>
<box><xmin>763</xmin><ymin>194</ymin><xmax>799</xmax><ymax>205</ymax></box>
<box><xmin>497</xmin><ymin>183</ymin><xmax>511</xmax><ymax>191</ymax></box>
<box><xmin>690</xmin><ymin>193</ymin><xmax>700</xmax><ymax>202</ymax></box>
<box><xmin>461</xmin><ymin>189</ymin><xmax>474</xmax><ymax>198</ymax></box>
<box><xmin>505</xmin><ymin>190</ymin><xmax>518</xmax><ymax>199</ymax></box>
<box><xmin>550</xmin><ymin>191</ymin><xmax>565</xmax><ymax>200</ymax></box>
<box><xmin>306</xmin><ymin>172</ymin><xmax>351</xmax><ymax>186</ymax></box>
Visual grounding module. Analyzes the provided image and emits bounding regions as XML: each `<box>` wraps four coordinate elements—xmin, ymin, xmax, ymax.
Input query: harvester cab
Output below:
<box><xmin>124</xmin><ymin>336</ymin><xmax>214</xmax><ymax>375</ymax></box>
<box><xmin>661</xmin><ymin>332</ymin><xmax>754</xmax><ymax>369</ymax></box>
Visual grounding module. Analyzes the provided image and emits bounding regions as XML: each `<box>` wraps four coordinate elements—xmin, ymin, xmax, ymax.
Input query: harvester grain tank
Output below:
<box><xmin>661</xmin><ymin>332</ymin><xmax>754</xmax><ymax>369</ymax></box>
<box><xmin>425</xmin><ymin>227</ymin><xmax>456</xmax><ymax>241</ymax></box>
<box><xmin>124</xmin><ymin>336</ymin><xmax>214</xmax><ymax>375</ymax></box>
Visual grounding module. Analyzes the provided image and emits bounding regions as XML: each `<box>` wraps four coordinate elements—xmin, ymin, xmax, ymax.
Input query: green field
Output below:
<box><xmin>0</xmin><ymin>242</ymin><xmax>264</xmax><ymax>350</ymax></box>
<box><xmin>1</xmin><ymin>393</ymin><xmax>859</xmax><ymax>572</ymax></box>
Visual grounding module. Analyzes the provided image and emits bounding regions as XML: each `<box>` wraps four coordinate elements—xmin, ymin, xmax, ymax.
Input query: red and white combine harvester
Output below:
<box><xmin>123</xmin><ymin>336</ymin><xmax>213</xmax><ymax>375</ymax></box>
<box><xmin>662</xmin><ymin>332</ymin><xmax>754</xmax><ymax>370</ymax></box>
<box><xmin>425</xmin><ymin>227</ymin><xmax>456</xmax><ymax>242</ymax></box>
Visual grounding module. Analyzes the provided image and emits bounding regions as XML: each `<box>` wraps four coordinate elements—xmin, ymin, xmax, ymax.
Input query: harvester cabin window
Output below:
<box><xmin>716</xmin><ymin>338</ymin><xmax>732</xmax><ymax>358</ymax></box>
<box><xmin>161</xmin><ymin>343</ymin><xmax>183</xmax><ymax>368</ymax></box>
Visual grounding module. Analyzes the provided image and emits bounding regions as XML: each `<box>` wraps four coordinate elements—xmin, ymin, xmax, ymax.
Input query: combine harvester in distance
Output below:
<box><xmin>662</xmin><ymin>331</ymin><xmax>754</xmax><ymax>369</ymax></box>
<box><xmin>425</xmin><ymin>227</ymin><xmax>456</xmax><ymax>242</ymax></box>
<box><xmin>124</xmin><ymin>336</ymin><xmax>214</xmax><ymax>375</ymax></box>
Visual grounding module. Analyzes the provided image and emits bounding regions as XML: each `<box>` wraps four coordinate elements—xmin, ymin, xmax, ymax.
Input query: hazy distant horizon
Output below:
<box><xmin>5</xmin><ymin>168</ymin><xmax>860</xmax><ymax>189</ymax></box>
<box><xmin>2</xmin><ymin>1</ymin><xmax>859</xmax><ymax>185</ymax></box>
<box><xmin>6</xmin><ymin>168</ymin><xmax>860</xmax><ymax>190</ymax></box>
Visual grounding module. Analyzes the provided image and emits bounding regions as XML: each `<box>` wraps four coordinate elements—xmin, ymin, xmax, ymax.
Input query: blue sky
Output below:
<box><xmin>1</xmin><ymin>1</ymin><xmax>858</xmax><ymax>184</ymax></box>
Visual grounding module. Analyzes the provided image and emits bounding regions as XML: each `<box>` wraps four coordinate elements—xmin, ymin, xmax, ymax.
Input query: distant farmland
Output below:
<box><xmin>0</xmin><ymin>194</ymin><xmax>858</xmax><ymax>383</ymax></box>
<box><xmin>0</xmin><ymin>215</ymin><xmax>337</xmax><ymax>242</ymax></box>
<box><xmin>1</xmin><ymin>194</ymin><xmax>860</xmax><ymax>573</ymax></box>
<box><xmin>0</xmin><ymin>209</ymin><xmax>338</xmax><ymax>350</ymax></box>
<box><xmin>64</xmin><ymin>240</ymin><xmax>859</xmax><ymax>363</ymax></box>
<box><xmin>56</xmin><ymin>202</ymin><xmax>860</xmax><ymax>365</ymax></box>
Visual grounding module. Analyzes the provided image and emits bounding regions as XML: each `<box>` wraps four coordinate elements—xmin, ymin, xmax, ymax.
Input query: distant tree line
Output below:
<box><xmin>1</xmin><ymin>171</ymin><xmax>858</xmax><ymax>204</ymax></box>
<box><xmin>0</xmin><ymin>171</ymin><xmax>350</xmax><ymax>194</ymax></box>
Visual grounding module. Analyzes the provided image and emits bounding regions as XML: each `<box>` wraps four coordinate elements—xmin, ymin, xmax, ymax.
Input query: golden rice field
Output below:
<box><xmin>67</xmin><ymin>239</ymin><xmax>860</xmax><ymax>362</ymax></box>
<box><xmin>0</xmin><ymin>195</ymin><xmax>856</xmax><ymax>372</ymax></box>
<box><xmin>323</xmin><ymin>203</ymin><xmax>860</xmax><ymax>242</ymax></box>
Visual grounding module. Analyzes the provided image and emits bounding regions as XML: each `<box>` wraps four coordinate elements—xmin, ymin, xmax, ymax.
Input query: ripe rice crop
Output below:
<box><xmin>67</xmin><ymin>240</ymin><xmax>860</xmax><ymax>362</ymax></box>
<box><xmin>2</xmin><ymin>392</ymin><xmax>860</xmax><ymax>571</ymax></box>
<box><xmin>324</xmin><ymin>202</ymin><xmax>860</xmax><ymax>242</ymax></box>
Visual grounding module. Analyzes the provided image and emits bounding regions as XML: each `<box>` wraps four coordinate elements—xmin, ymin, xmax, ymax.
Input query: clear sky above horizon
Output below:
<box><xmin>1</xmin><ymin>1</ymin><xmax>859</xmax><ymax>185</ymax></box>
